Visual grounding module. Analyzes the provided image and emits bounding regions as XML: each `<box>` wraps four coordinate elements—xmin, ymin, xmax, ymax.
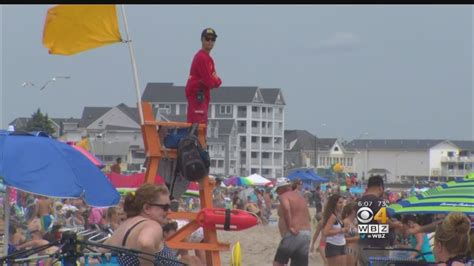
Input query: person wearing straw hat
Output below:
<box><xmin>273</xmin><ymin>179</ymin><xmax>312</xmax><ymax>266</ymax></box>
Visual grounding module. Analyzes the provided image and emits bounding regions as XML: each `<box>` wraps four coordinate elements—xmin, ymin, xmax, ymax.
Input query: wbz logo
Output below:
<box><xmin>357</xmin><ymin>206</ymin><xmax>389</xmax><ymax>238</ymax></box>
<box><xmin>358</xmin><ymin>224</ymin><xmax>389</xmax><ymax>234</ymax></box>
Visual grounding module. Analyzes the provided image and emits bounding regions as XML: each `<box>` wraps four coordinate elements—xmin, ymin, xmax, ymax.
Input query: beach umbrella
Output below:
<box><xmin>66</xmin><ymin>141</ymin><xmax>105</xmax><ymax>169</ymax></box>
<box><xmin>0</xmin><ymin>131</ymin><xmax>119</xmax><ymax>205</ymax></box>
<box><xmin>245</xmin><ymin>173</ymin><xmax>271</xmax><ymax>186</ymax></box>
<box><xmin>224</xmin><ymin>176</ymin><xmax>251</xmax><ymax>187</ymax></box>
<box><xmin>388</xmin><ymin>175</ymin><xmax>474</xmax><ymax>215</ymax></box>
<box><xmin>0</xmin><ymin>130</ymin><xmax>120</xmax><ymax>255</ymax></box>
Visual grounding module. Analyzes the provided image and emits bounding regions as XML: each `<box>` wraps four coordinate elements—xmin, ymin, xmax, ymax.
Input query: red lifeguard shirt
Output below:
<box><xmin>185</xmin><ymin>49</ymin><xmax>222</xmax><ymax>124</ymax></box>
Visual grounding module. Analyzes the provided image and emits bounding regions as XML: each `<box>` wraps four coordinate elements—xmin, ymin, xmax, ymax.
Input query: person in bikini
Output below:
<box><xmin>103</xmin><ymin>184</ymin><xmax>201</xmax><ymax>266</ymax></box>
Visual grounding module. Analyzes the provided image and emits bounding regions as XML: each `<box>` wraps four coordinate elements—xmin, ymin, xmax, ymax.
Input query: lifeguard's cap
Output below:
<box><xmin>201</xmin><ymin>28</ymin><xmax>218</xmax><ymax>38</ymax></box>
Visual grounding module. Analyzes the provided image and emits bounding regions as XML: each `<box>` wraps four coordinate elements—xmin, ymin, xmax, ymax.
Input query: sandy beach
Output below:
<box><xmin>218</xmin><ymin>209</ymin><xmax>324</xmax><ymax>266</ymax></box>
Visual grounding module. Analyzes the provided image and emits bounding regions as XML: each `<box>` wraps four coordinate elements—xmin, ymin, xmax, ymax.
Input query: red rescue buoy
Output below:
<box><xmin>196</xmin><ymin>208</ymin><xmax>259</xmax><ymax>231</ymax></box>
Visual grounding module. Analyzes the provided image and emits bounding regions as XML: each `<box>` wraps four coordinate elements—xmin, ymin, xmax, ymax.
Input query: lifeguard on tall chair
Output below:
<box><xmin>185</xmin><ymin>27</ymin><xmax>222</xmax><ymax>124</ymax></box>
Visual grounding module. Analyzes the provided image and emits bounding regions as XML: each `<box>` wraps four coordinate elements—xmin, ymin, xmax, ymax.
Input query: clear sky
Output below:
<box><xmin>1</xmin><ymin>5</ymin><xmax>472</xmax><ymax>141</ymax></box>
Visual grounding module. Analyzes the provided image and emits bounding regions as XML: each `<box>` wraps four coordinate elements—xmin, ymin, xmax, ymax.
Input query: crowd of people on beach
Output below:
<box><xmin>270</xmin><ymin>175</ymin><xmax>474</xmax><ymax>266</ymax></box>
<box><xmin>2</xmin><ymin>173</ymin><xmax>474</xmax><ymax>266</ymax></box>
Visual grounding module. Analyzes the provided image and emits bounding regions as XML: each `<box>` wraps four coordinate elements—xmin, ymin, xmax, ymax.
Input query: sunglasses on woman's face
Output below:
<box><xmin>204</xmin><ymin>36</ymin><xmax>216</xmax><ymax>42</ymax></box>
<box><xmin>147</xmin><ymin>202</ymin><xmax>171</xmax><ymax>212</ymax></box>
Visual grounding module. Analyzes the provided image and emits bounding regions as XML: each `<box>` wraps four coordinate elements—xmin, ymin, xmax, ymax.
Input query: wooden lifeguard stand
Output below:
<box><xmin>140</xmin><ymin>101</ymin><xmax>229</xmax><ymax>266</ymax></box>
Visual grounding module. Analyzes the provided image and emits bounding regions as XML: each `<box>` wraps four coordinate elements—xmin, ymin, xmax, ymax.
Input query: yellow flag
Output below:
<box><xmin>76</xmin><ymin>137</ymin><xmax>91</xmax><ymax>151</ymax></box>
<box><xmin>43</xmin><ymin>5</ymin><xmax>122</xmax><ymax>56</ymax></box>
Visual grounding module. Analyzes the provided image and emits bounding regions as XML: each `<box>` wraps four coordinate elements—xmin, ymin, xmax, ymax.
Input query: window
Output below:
<box><xmin>211</xmin><ymin>160</ymin><xmax>217</xmax><ymax>168</ymax></box>
<box><xmin>221</xmin><ymin>145</ymin><xmax>225</xmax><ymax>152</ymax></box>
<box><xmin>159</xmin><ymin>104</ymin><xmax>171</xmax><ymax>114</ymax></box>
<box><xmin>252</xmin><ymin>121</ymin><xmax>258</xmax><ymax>127</ymax></box>
<box><xmin>334</xmin><ymin>147</ymin><xmax>339</xmax><ymax>152</ymax></box>
<box><xmin>251</xmin><ymin>152</ymin><xmax>258</xmax><ymax>158</ymax></box>
<box><xmin>447</xmin><ymin>151</ymin><xmax>454</xmax><ymax>157</ymax></box>
<box><xmin>262</xmin><ymin>107</ymin><xmax>266</xmax><ymax>112</ymax></box>
<box><xmin>218</xmin><ymin>161</ymin><xmax>224</xmax><ymax>168</ymax></box>
<box><xmin>262</xmin><ymin>137</ymin><xmax>270</xmax><ymax>143</ymax></box>
<box><xmin>220</xmin><ymin>105</ymin><xmax>232</xmax><ymax>114</ymax></box>
<box><xmin>262</xmin><ymin>152</ymin><xmax>270</xmax><ymax>159</ymax></box>
<box><xmin>252</xmin><ymin>106</ymin><xmax>258</xmax><ymax>112</ymax></box>
<box><xmin>251</xmin><ymin>136</ymin><xmax>258</xmax><ymax>143</ymax></box>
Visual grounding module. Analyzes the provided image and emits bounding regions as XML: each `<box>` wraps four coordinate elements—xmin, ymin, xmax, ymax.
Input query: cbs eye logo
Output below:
<box><xmin>357</xmin><ymin>207</ymin><xmax>388</xmax><ymax>224</ymax></box>
<box><xmin>357</xmin><ymin>207</ymin><xmax>373</xmax><ymax>223</ymax></box>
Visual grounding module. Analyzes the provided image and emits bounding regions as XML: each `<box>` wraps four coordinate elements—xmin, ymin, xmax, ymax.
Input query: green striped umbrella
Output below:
<box><xmin>388</xmin><ymin>173</ymin><xmax>474</xmax><ymax>215</ymax></box>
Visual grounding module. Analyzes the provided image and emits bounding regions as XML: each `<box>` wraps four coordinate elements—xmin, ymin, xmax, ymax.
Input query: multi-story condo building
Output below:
<box><xmin>142</xmin><ymin>82</ymin><xmax>286</xmax><ymax>178</ymax></box>
<box><xmin>345</xmin><ymin>139</ymin><xmax>474</xmax><ymax>183</ymax></box>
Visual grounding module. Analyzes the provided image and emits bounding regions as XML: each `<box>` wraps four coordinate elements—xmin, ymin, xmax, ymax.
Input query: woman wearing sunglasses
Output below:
<box><xmin>103</xmin><ymin>183</ymin><xmax>201</xmax><ymax>265</ymax></box>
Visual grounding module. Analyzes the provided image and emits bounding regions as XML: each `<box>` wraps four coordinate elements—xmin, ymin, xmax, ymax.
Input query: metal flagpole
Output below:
<box><xmin>120</xmin><ymin>5</ymin><xmax>144</xmax><ymax>125</ymax></box>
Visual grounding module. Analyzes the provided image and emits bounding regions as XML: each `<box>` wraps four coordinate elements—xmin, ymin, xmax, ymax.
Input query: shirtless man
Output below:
<box><xmin>274</xmin><ymin>179</ymin><xmax>312</xmax><ymax>266</ymax></box>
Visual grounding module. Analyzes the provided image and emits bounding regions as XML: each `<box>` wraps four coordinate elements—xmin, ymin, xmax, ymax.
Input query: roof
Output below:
<box><xmin>451</xmin><ymin>140</ymin><xmax>474</xmax><ymax>151</ymax></box>
<box><xmin>79</xmin><ymin>107</ymin><xmax>111</xmax><ymax>128</ymax></box>
<box><xmin>260</xmin><ymin>88</ymin><xmax>285</xmax><ymax>105</ymax></box>
<box><xmin>344</xmin><ymin>139</ymin><xmax>445</xmax><ymax>151</ymax></box>
<box><xmin>79</xmin><ymin>103</ymin><xmax>158</xmax><ymax>128</ymax></box>
<box><xmin>317</xmin><ymin>138</ymin><xmax>338</xmax><ymax>151</ymax></box>
<box><xmin>284</xmin><ymin>130</ymin><xmax>339</xmax><ymax>152</ymax></box>
<box><xmin>284</xmin><ymin>130</ymin><xmax>317</xmax><ymax>151</ymax></box>
<box><xmin>142</xmin><ymin>82</ymin><xmax>284</xmax><ymax>104</ymax></box>
<box><xmin>209</xmin><ymin>119</ymin><xmax>235</xmax><ymax>135</ymax></box>
<box><xmin>51</xmin><ymin>118</ymin><xmax>81</xmax><ymax>125</ymax></box>
<box><xmin>116</xmin><ymin>103</ymin><xmax>141</xmax><ymax>125</ymax></box>
<box><xmin>9</xmin><ymin>117</ymin><xmax>30</xmax><ymax>129</ymax></box>
<box><xmin>10</xmin><ymin>117</ymin><xmax>80</xmax><ymax>128</ymax></box>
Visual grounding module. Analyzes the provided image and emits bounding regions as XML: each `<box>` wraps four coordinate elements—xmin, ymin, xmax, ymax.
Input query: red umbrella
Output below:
<box><xmin>66</xmin><ymin>142</ymin><xmax>105</xmax><ymax>169</ymax></box>
<box><xmin>106</xmin><ymin>172</ymin><xmax>199</xmax><ymax>190</ymax></box>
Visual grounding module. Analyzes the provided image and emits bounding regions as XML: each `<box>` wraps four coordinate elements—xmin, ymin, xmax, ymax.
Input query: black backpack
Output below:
<box><xmin>177</xmin><ymin>123</ymin><xmax>210</xmax><ymax>182</ymax></box>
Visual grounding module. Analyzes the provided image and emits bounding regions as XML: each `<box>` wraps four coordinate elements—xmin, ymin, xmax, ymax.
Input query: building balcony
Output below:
<box><xmin>274</xmin><ymin>129</ymin><xmax>283</xmax><ymax>135</ymax></box>
<box><xmin>261</xmin><ymin>128</ymin><xmax>273</xmax><ymax>135</ymax></box>
<box><xmin>238</xmin><ymin>127</ymin><xmax>247</xmax><ymax>134</ymax></box>
<box><xmin>210</xmin><ymin>167</ymin><xmax>225</xmax><ymax>175</ymax></box>
<box><xmin>251</xmin><ymin>127</ymin><xmax>260</xmax><ymax>134</ymax></box>
<box><xmin>441</xmin><ymin>156</ymin><xmax>474</xmax><ymax>163</ymax></box>
<box><xmin>274</xmin><ymin>144</ymin><xmax>283</xmax><ymax>150</ymax></box>
<box><xmin>251</xmin><ymin>142</ymin><xmax>259</xmax><ymax>149</ymax></box>
<box><xmin>262</xmin><ymin>113</ymin><xmax>271</xmax><ymax>120</ymax></box>
<box><xmin>210</xmin><ymin>153</ymin><xmax>225</xmax><ymax>159</ymax></box>
<box><xmin>274</xmin><ymin>114</ymin><xmax>283</xmax><ymax>120</ymax></box>
<box><xmin>252</xmin><ymin>112</ymin><xmax>260</xmax><ymax>119</ymax></box>
<box><xmin>441</xmin><ymin>169</ymin><xmax>471</xmax><ymax>177</ymax></box>
<box><xmin>262</xmin><ymin>159</ymin><xmax>272</xmax><ymax>165</ymax></box>
<box><xmin>237</xmin><ymin>111</ymin><xmax>247</xmax><ymax>118</ymax></box>
<box><xmin>251</xmin><ymin>158</ymin><xmax>260</xmax><ymax>165</ymax></box>
<box><xmin>261</xmin><ymin>143</ymin><xmax>272</xmax><ymax>150</ymax></box>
